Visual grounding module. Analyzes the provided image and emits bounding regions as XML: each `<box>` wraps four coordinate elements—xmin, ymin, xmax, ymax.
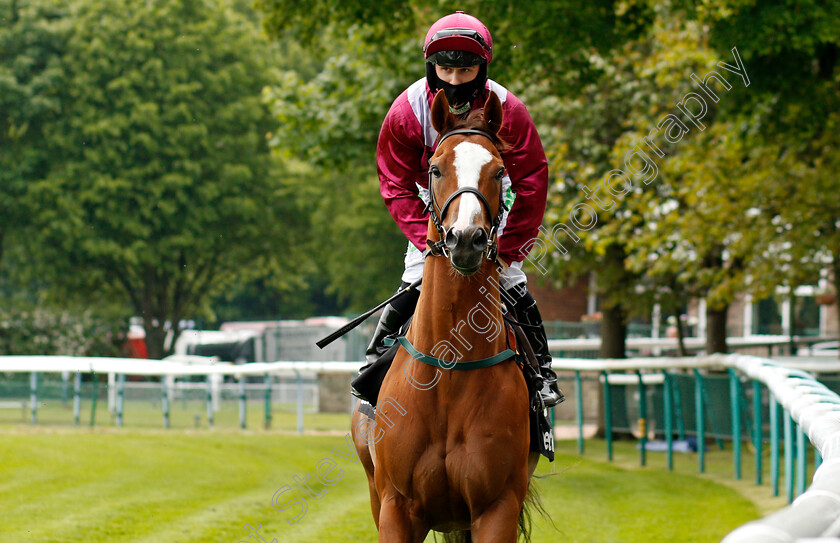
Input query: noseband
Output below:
<box><xmin>425</xmin><ymin>129</ymin><xmax>508</xmax><ymax>261</ymax></box>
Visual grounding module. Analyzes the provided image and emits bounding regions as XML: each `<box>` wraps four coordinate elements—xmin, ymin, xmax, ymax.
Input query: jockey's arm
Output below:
<box><xmin>377</xmin><ymin>100</ymin><xmax>429</xmax><ymax>252</ymax></box>
<box><xmin>497</xmin><ymin>99</ymin><xmax>549</xmax><ymax>266</ymax></box>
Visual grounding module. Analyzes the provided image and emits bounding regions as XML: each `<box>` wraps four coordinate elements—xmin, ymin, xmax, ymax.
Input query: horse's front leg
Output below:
<box><xmin>470</xmin><ymin>490</ymin><xmax>525</xmax><ymax>543</ymax></box>
<box><xmin>377</xmin><ymin>487</ymin><xmax>429</xmax><ymax>543</ymax></box>
<box><xmin>351</xmin><ymin>405</ymin><xmax>381</xmax><ymax>527</ymax></box>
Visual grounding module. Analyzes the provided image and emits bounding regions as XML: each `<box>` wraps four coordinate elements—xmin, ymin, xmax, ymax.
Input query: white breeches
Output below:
<box><xmin>401</xmin><ymin>248</ymin><xmax>527</xmax><ymax>290</ymax></box>
<box><xmin>401</xmin><ymin>175</ymin><xmax>524</xmax><ymax>289</ymax></box>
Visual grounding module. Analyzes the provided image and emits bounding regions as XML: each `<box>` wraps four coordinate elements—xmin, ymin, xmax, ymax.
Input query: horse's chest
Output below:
<box><xmin>387</xmin><ymin>418</ymin><xmax>518</xmax><ymax>484</ymax></box>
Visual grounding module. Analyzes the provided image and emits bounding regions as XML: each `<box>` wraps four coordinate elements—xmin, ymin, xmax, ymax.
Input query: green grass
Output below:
<box><xmin>0</xmin><ymin>421</ymin><xmax>782</xmax><ymax>543</ymax></box>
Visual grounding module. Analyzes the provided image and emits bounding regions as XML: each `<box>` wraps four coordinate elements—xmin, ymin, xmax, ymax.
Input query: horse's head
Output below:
<box><xmin>428</xmin><ymin>90</ymin><xmax>506</xmax><ymax>276</ymax></box>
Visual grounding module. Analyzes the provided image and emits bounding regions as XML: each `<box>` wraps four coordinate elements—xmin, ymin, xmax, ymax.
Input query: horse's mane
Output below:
<box><xmin>447</xmin><ymin>108</ymin><xmax>509</xmax><ymax>153</ymax></box>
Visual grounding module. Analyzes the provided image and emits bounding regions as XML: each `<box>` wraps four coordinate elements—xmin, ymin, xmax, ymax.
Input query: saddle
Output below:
<box><xmin>351</xmin><ymin>317</ymin><xmax>412</xmax><ymax>407</ymax></box>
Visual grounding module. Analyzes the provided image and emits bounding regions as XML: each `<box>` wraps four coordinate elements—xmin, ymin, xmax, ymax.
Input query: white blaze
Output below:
<box><xmin>451</xmin><ymin>141</ymin><xmax>493</xmax><ymax>232</ymax></box>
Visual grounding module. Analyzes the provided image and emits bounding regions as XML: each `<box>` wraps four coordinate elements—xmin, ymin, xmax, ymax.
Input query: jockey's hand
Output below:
<box><xmin>496</xmin><ymin>258</ymin><xmax>509</xmax><ymax>275</ymax></box>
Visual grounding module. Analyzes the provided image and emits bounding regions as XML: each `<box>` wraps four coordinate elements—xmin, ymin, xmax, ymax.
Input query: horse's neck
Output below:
<box><xmin>406</xmin><ymin>257</ymin><xmax>508</xmax><ymax>361</ymax></box>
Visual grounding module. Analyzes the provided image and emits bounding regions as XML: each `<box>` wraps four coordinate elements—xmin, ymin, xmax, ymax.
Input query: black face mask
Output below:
<box><xmin>426</xmin><ymin>62</ymin><xmax>487</xmax><ymax>115</ymax></box>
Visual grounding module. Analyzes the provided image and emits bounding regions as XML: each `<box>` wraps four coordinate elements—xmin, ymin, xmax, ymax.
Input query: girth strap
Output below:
<box><xmin>396</xmin><ymin>336</ymin><xmax>515</xmax><ymax>370</ymax></box>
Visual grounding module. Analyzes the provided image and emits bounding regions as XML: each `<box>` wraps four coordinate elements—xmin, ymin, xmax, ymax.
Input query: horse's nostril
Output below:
<box><xmin>445</xmin><ymin>229</ymin><xmax>459</xmax><ymax>249</ymax></box>
<box><xmin>471</xmin><ymin>228</ymin><xmax>488</xmax><ymax>251</ymax></box>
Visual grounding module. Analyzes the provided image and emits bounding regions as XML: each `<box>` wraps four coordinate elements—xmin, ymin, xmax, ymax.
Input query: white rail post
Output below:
<box><xmin>206</xmin><ymin>375</ymin><xmax>214</xmax><ymax>429</ymax></box>
<box><xmin>29</xmin><ymin>371</ymin><xmax>37</xmax><ymax>424</ymax></box>
<box><xmin>295</xmin><ymin>370</ymin><xmax>304</xmax><ymax>435</ymax></box>
<box><xmin>239</xmin><ymin>375</ymin><xmax>246</xmax><ymax>429</ymax></box>
<box><xmin>61</xmin><ymin>371</ymin><xmax>69</xmax><ymax>406</ymax></box>
<box><xmin>108</xmin><ymin>372</ymin><xmax>116</xmax><ymax>413</ymax></box>
<box><xmin>73</xmin><ymin>371</ymin><xmax>81</xmax><ymax>426</ymax></box>
<box><xmin>116</xmin><ymin>374</ymin><xmax>125</xmax><ymax>427</ymax></box>
<box><xmin>161</xmin><ymin>376</ymin><xmax>170</xmax><ymax>429</ymax></box>
<box><xmin>264</xmin><ymin>373</ymin><xmax>272</xmax><ymax>430</ymax></box>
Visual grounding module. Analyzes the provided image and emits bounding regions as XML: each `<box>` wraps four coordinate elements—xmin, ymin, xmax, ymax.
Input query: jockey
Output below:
<box><xmin>353</xmin><ymin>11</ymin><xmax>564</xmax><ymax>408</ymax></box>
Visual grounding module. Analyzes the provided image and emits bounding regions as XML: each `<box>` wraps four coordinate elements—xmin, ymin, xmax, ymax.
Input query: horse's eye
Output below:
<box><xmin>495</xmin><ymin>168</ymin><xmax>505</xmax><ymax>181</ymax></box>
<box><xmin>430</xmin><ymin>165</ymin><xmax>441</xmax><ymax>178</ymax></box>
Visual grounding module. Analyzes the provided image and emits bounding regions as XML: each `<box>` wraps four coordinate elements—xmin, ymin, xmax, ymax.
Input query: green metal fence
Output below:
<box><xmin>554</xmin><ymin>359</ymin><xmax>835</xmax><ymax>515</ymax></box>
<box><xmin>0</xmin><ymin>371</ymin><xmax>327</xmax><ymax>431</ymax></box>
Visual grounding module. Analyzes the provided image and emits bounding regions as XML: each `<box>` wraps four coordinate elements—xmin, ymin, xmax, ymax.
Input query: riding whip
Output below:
<box><xmin>315</xmin><ymin>277</ymin><xmax>422</xmax><ymax>349</ymax></box>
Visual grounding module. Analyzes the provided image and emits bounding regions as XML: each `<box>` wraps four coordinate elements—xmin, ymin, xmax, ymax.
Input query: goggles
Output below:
<box><xmin>428</xmin><ymin>50</ymin><xmax>486</xmax><ymax>67</ymax></box>
<box><xmin>424</xmin><ymin>27</ymin><xmax>491</xmax><ymax>55</ymax></box>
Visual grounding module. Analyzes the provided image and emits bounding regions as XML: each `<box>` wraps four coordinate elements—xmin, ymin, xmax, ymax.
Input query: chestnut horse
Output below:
<box><xmin>351</xmin><ymin>90</ymin><xmax>539</xmax><ymax>542</ymax></box>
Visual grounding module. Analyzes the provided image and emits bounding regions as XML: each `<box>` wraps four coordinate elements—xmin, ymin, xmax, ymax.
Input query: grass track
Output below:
<box><xmin>0</xmin><ymin>424</ymin><xmax>778</xmax><ymax>543</ymax></box>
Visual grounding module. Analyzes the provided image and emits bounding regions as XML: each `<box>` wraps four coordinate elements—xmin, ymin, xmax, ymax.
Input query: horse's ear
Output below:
<box><xmin>484</xmin><ymin>91</ymin><xmax>503</xmax><ymax>135</ymax></box>
<box><xmin>431</xmin><ymin>90</ymin><xmax>453</xmax><ymax>135</ymax></box>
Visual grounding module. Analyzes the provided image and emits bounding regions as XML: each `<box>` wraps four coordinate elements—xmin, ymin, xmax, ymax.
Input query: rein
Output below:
<box><xmin>396</xmin><ymin>336</ymin><xmax>516</xmax><ymax>371</ymax></box>
<box><xmin>425</xmin><ymin>128</ymin><xmax>508</xmax><ymax>261</ymax></box>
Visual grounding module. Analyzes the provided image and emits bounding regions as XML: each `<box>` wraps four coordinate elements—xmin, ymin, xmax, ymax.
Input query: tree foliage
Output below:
<box><xmin>0</xmin><ymin>300</ymin><xmax>126</xmax><ymax>356</ymax></box>
<box><xmin>262</xmin><ymin>29</ymin><xmax>414</xmax><ymax>309</ymax></box>
<box><xmin>24</xmin><ymin>0</ymin><xmax>287</xmax><ymax>357</ymax></box>
<box><xmin>694</xmin><ymin>0</ymin><xmax>840</xmax><ymax>344</ymax></box>
<box><xmin>256</xmin><ymin>1</ymin><xmax>654</xmax><ymax>313</ymax></box>
<box><xmin>0</xmin><ymin>0</ymin><xmax>67</xmax><ymax>267</ymax></box>
<box><xmin>254</xmin><ymin>0</ymin><xmax>840</xmax><ymax>351</ymax></box>
<box><xmin>4</xmin><ymin>0</ymin><xmax>838</xmax><ymax>359</ymax></box>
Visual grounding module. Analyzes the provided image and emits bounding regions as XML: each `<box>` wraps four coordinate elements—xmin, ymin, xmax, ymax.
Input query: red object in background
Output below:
<box><xmin>816</xmin><ymin>292</ymin><xmax>836</xmax><ymax>306</ymax></box>
<box><xmin>125</xmin><ymin>324</ymin><xmax>148</xmax><ymax>358</ymax></box>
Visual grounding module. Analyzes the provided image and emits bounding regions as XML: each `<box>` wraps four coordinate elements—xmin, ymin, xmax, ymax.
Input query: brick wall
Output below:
<box><xmin>526</xmin><ymin>274</ymin><xmax>588</xmax><ymax>322</ymax></box>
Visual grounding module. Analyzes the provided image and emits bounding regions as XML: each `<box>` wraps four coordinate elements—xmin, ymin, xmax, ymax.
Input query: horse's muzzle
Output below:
<box><xmin>445</xmin><ymin>226</ymin><xmax>488</xmax><ymax>275</ymax></box>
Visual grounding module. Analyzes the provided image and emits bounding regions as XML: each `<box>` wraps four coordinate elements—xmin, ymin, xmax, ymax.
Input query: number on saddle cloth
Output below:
<box><xmin>505</xmin><ymin>317</ymin><xmax>556</xmax><ymax>462</ymax></box>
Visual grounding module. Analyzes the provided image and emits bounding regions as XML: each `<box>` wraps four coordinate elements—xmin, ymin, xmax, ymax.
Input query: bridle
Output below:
<box><xmin>425</xmin><ymin>128</ymin><xmax>508</xmax><ymax>261</ymax></box>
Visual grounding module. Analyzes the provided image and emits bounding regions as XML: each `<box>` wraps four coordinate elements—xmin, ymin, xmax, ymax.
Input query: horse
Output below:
<box><xmin>351</xmin><ymin>89</ymin><xmax>540</xmax><ymax>542</ymax></box>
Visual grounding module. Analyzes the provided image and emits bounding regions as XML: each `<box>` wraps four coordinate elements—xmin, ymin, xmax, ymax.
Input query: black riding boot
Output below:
<box><xmin>505</xmin><ymin>285</ymin><xmax>565</xmax><ymax>408</ymax></box>
<box><xmin>351</xmin><ymin>282</ymin><xmax>419</xmax><ymax>402</ymax></box>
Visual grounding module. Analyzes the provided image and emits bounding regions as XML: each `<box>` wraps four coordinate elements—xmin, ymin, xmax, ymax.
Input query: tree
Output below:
<box><xmin>534</xmin><ymin>9</ymin><xmax>732</xmax><ymax>356</ymax></box>
<box><xmin>599</xmin><ymin>0</ymin><xmax>840</xmax><ymax>354</ymax></box>
<box><xmin>0</xmin><ymin>0</ymin><xmax>67</xmax><ymax>272</ymax></box>
<box><xmin>255</xmin><ymin>1</ymin><xmax>654</xmax><ymax>314</ymax></box>
<box><xmin>255</xmin><ymin>0</ymin><xmax>640</xmax><ymax>91</ymax></box>
<box><xmin>262</xmin><ymin>29</ymin><xmax>413</xmax><ymax>310</ymax></box>
<box><xmin>529</xmin><ymin>41</ymin><xmax>643</xmax><ymax>358</ymax></box>
<box><xmin>27</xmin><ymin>0</ymin><xmax>289</xmax><ymax>358</ymax></box>
<box><xmin>691</xmin><ymin>0</ymin><xmax>840</xmax><ymax>345</ymax></box>
<box><xmin>625</xmin><ymin>122</ymin><xmax>765</xmax><ymax>353</ymax></box>
<box><xmin>255</xmin><ymin>0</ymin><xmax>840</xmax><ymax>354</ymax></box>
